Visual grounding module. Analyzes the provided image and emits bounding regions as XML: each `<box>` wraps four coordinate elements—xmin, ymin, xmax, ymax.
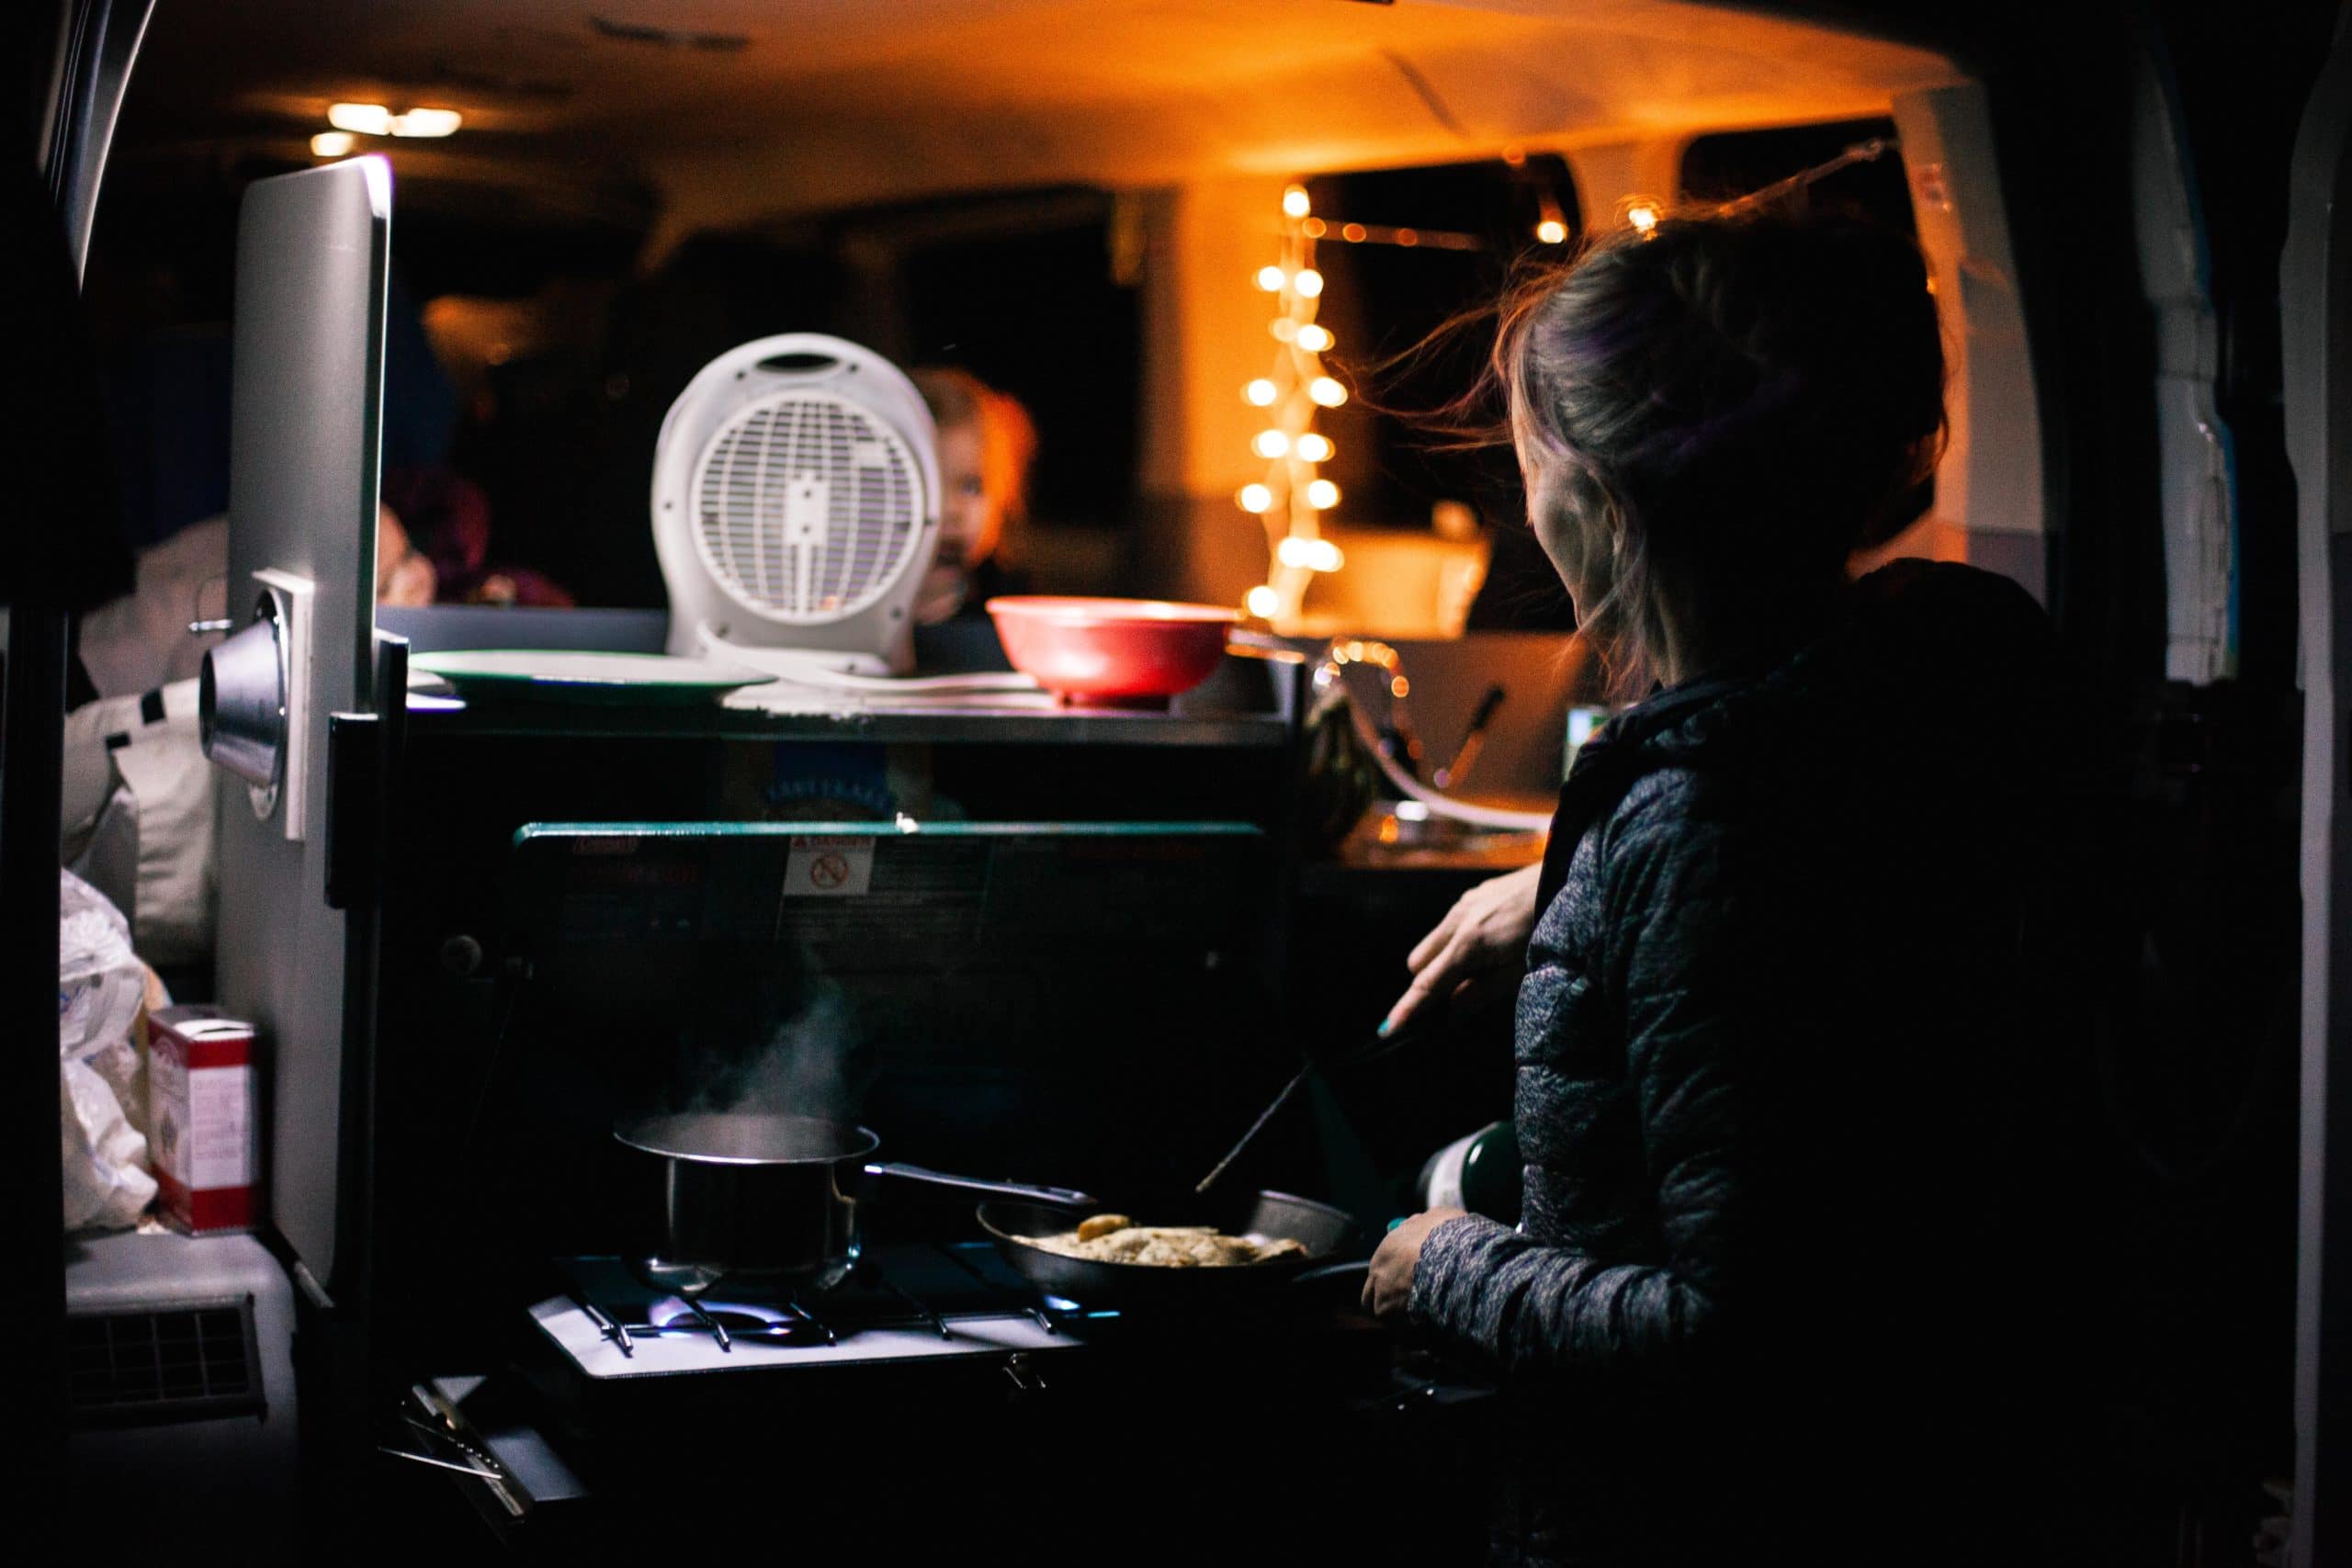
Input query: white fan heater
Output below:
<box><xmin>652</xmin><ymin>334</ymin><xmax>940</xmax><ymax>676</ymax></box>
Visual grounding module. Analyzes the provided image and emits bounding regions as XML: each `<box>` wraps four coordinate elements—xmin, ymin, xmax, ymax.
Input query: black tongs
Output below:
<box><xmin>1194</xmin><ymin>1022</ymin><xmax>1420</xmax><ymax>1194</ymax></box>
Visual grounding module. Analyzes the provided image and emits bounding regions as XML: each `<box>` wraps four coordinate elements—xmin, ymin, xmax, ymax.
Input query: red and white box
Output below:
<box><xmin>147</xmin><ymin>1005</ymin><xmax>258</xmax><ymax>1234</ymax></box>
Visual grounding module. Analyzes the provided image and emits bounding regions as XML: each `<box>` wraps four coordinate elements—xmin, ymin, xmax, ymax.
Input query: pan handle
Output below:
<box><xmin>864</xmin><ymin>1162</ymin><xmax>1097</xmax><ymax>1210</ymax></box>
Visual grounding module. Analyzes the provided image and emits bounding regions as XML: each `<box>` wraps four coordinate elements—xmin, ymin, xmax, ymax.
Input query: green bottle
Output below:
<box><xmin>1415</xmin><ymin>1120</ymin><xmax>1521</xmax><ymax>1224</ymax></box>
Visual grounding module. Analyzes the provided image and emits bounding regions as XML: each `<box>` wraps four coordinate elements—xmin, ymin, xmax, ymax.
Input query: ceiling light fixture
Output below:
<box><xmin>390</xmin><ymin>107</ymin><xmax>462</xmax><ymax>138</ymax></box>
<box><xmin>311</xmin><ymin>131</ymin><xmax>356</xmax><ymax>158</ymax></box>
<box><xmin>325</xmin><ymin>102</ymin><xmax>463</xmax><ymax>139</ymax></box>
<box><xmin>327</xmin><ymin>102</ymin><xmax>393</xmax><ymax>135</ymax></box>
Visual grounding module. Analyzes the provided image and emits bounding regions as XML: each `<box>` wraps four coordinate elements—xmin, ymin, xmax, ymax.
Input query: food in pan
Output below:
<box><xmin>1015</xmin><ymin>1213</ymin><xmax>1309</xmax><ymax>1268</ymax></box>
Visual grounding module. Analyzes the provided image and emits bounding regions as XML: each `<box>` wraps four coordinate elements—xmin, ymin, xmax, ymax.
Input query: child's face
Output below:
<box><xmin>915</xmin><ymin>421</ymin><xmax>1003</xmax><ymax>624</ymax></box>
<box><xmin>934</xmin><ymin>423</ymin><xmax>1001</xmax><ymax>569</ymax></box>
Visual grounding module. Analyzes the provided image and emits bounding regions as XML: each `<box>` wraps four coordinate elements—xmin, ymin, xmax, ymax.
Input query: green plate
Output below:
<box><xmin>408</xmin><ymin>649</ymin><xmax>776</xmax><ymax>705</ymax></box>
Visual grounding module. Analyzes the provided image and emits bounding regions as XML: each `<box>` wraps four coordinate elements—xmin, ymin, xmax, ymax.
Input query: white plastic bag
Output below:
<box><xmin>62</xmin><ymin>1058</ymin><xmax>156</xmax><ymax>1231</ymax></box>
<box><xmin>56</xmin><ymin>869</ymin><xmax>156</xmax><ymax>1232</ymax></box>
<box><xmin>59</xmin><ymin>867</ymin><xmax>143</xmax><ymax>1064</ymax></box>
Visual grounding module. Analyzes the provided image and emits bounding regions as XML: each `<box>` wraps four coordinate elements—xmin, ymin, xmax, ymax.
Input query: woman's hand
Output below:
<box><xmin>1384</xmin><ymin>862</ymin><xmax>1544</xmax><ymax>1036</ymax></box>
<box><xmin>1363</xmin><ymin>1207</ymin><xmax>1467</xmax><ymax>1323</ymax></box>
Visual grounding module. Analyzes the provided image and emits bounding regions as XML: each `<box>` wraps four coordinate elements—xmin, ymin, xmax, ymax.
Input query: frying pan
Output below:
<box><xmin>977</xmin><ymin>1188</ymin><xmax>1359</xmax><ymax>1311</ymax></box>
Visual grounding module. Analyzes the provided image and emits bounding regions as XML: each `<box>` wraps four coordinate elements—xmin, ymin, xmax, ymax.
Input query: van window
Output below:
<box><xmin>1306</xmin><ymin>154</ymin><xmax>1579</xmax><ymax>541</ymax></box>
<box><xmin>1679</xmin><ymin>117</ymin><xmax>1914</xmax><ymax>231</ymax></box>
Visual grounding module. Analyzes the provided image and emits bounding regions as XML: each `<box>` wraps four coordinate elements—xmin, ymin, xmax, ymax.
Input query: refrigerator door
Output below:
<box><xmin>214</xmin><ymin>155</ymin><xmax>390</xmax><ymax>1289</ymax></box>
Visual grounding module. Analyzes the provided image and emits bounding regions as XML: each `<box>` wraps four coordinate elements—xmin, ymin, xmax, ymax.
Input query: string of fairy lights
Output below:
<box><xmin>1238</xmin><ymin>183</ymin><xmax>1350</xmax><ymax>628</ymax></box>
<box><xmin>1230</xmin><ymin>138</ymin><xmax>1882</xmax><ymax>629</ymax></box>
<box><xmin>1233</xmin><ymin>174</ymin><xmax>1600</xmax><ymax>629</ymax></box>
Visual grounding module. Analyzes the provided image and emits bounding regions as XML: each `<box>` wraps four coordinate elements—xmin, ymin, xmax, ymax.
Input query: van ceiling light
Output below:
<box><xmin>390</xmin><ymin>108</ymin><xmax>462</xmax><ymax>138</ymax></box>
<box><xmin>327</xmin><ymin>102</ymin><xmax>393</xmax><ymax>135</ymax></box>
<box><xmin>326</xmin><ymin>103</ymin><xmax>462</xmax><ymax>140</ymax></box>
<box><xmin>311</xmin><ymin>131</ymin><xmax>356</xmax><ymax>158</ymax></box>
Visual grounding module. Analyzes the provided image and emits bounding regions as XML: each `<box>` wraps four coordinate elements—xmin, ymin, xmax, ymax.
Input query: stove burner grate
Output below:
<box><xmin>635</xmin><ymin>1295</ymin><xmax>831</xmax><ymax>1350</ymax></box>
<box><xmin>551</xmin><ymin>1245</ymin><xmax>1102</xmax><ymax>1364</ymax></box>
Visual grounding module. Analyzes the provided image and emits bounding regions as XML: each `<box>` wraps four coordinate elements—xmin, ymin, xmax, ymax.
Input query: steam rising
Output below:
<box><xmin>674</xmin><ymin>968</ymin><xmax>863</xmax><ymax>1123</ymax></box>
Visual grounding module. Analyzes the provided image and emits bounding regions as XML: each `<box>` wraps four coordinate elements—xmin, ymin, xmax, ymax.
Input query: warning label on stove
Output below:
<box><xmin>784</xmin><ymin>835</ymin><xmax>875</xmax><ymax>897</ymax></box>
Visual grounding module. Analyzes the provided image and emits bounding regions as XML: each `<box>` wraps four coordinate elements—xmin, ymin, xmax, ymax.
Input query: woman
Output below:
<box><xmin>910</xmin><ymin>367</ymin><xmax>1039</xmax><ymax>624</ymax></box>
<box><xmin>1365</xmin><ymin>212</ymin><xmax>2099</xmax><ymax>1564</ymax></box>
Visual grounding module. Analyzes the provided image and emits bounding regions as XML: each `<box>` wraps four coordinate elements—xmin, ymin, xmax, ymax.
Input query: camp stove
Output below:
<box><xmin>528</xmin><ymin>1245</ymin><xmax>1080</xmax><ymax>1380</ymax></box>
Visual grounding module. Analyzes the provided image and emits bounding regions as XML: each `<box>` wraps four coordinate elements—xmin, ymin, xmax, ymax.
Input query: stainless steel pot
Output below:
<box><xmin>613</xmin><ymin>1111</ymin><xmax>1095</xmax><ymax>1294</ymax></box>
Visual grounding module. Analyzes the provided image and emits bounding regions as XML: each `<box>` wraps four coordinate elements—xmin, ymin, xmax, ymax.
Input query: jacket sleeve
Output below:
<box><xmin>1408</xmin><ymin>782</ymin><xmax>1747</xmax><ymax>1381</ymax></box>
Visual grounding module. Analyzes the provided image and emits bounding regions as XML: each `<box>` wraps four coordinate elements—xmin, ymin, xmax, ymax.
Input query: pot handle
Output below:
<box><xmin>864</xmin><ymin>1162</ymin><xmax>1097</xmax><ymax>1210</ymax></box>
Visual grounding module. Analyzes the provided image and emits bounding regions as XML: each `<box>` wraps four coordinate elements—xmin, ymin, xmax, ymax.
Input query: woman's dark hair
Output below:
<box><xmin>1490</xmin><ymin>210</ymin><xmax>1946</xmax><ymax>695</ymax></box>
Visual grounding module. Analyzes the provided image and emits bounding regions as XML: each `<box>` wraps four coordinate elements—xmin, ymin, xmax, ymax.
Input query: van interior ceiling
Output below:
<box><xmin>100</xmin><ymin>0</ymin><xmax>2007</xmax><ymax>619</ymax></box>
<box><xmin>26</xmin><ymin>0</ymin><xmax>2352</xmax><ymax>1559</ymax></box>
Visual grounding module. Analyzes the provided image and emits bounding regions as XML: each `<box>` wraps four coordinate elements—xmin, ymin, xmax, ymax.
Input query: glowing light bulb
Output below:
<box><xmin>1282</xmin><ymin>536</ymin><xmax>1343</xmax><ymax>571</ymax></box>
<box><xmin>328</xmin><ymin>102</ymin><xmax>394</xmax><ymax>135</ymax></box>
<box><xmin>1306</xmin><ymin>479</ymin><xmax>1340</xmax><ymax>510</ymax></box>
<box><xmin>1244</xmin><ymin>378</ymin><xmax>1277</xmax><ymax>407</ymax></box>
<box><xmin>311</xmin><ymin>131</ymin><xmax>356</xmax><ymax>158</ymax></box>
<box><xmin>390</xmin><ymin>107</ymin><xmax>462</xmax><ymax>138</ymax></box>
<box><xmin>1295</xmin><ymin>323</ymin><xmax>1333</xmax><ymax>353</ymax></box>
<box><xmin>1295</xmin><ymin>433</ymin><xmax>1334</xmax><ymax>463</ymax></box>
<box><xmin>1283</xmin><ymin>185</ymin><xmax>1311</xmax><ymax>219</ymax></box>
<box><xmin>1237</xmin><ymin>482</ymin><xmax>1274</xmax><ymax>513</ymax></box>
<box><xmin>1627</xmin><ymin>203</ymin><xmax>1660</xmax><ymax>234</ymax></box>
<box><xmin>1294</xmin><ymin>268</ymin><xmax>1325</xmax><ymax>299</ymax></box>
<box><xmin>1270</xmin><ymin>318</ymin><xmax>1298</xmax><ymax>343</ymax></box>
<box><xmin>1536</xmin><ymin>218</ymin><xmax>1568</xmax><ymax>244</ymax></box>
<box><xmin>1308</xmin><ymin>376</ymin><xmax>1348</xmax><ymax>408</ymax></box>
<box><xmin>1256</xmin><ymin>265</ymin><xmax>1286</xmax><ymax>292</ymax></box>
<box><xmin>1252</xmin><ymin>429</ymin><xmax>1292</xmax><ymax>460</ymax></box>
<box><xmin>1245</xmin><ymin>585</ymin><xmax>1282</xmax><ymax>619</ymax></box>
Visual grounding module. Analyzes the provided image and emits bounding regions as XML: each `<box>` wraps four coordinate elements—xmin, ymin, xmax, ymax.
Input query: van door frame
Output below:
<box><xmin>2283</xmin><ymin>11</ymin><xmax>2352</xmax><ymax>1560</ymax></box>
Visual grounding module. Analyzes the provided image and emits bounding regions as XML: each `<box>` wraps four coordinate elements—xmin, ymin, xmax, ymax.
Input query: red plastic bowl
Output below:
<box><xmin>986</xmin><ymin>596</ymin><xmax>1238</xmax><ymax>705</ymax></box>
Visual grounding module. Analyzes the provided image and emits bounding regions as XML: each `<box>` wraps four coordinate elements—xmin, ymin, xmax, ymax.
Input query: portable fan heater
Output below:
<box><xmin>652</xmin><ymin>334</ymin><xmax>940</xmax><ymax>676</ymax></box>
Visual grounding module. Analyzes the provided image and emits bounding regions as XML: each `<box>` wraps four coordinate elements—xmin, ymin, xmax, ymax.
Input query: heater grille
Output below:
<box><xmin>690</xmin><ymin>390</ymin><xmax>922</xmax><ymax>626</ymax></box>
<box><xmin>66</xmin><ymin>1298</ymin><xmax>263</xmax><ymax>1427</ymax></box>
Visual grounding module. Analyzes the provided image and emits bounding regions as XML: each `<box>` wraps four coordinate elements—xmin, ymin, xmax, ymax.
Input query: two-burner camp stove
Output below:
<box><xmin>524</xmin><ymin>1246</ymin><xmax>1089</xmax><ymax>1416</ymax></box>
<box><xmin>400</xmin><ymin>1239</ymin><xmax>1497</xmax><ymax>1554</ymax></box>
